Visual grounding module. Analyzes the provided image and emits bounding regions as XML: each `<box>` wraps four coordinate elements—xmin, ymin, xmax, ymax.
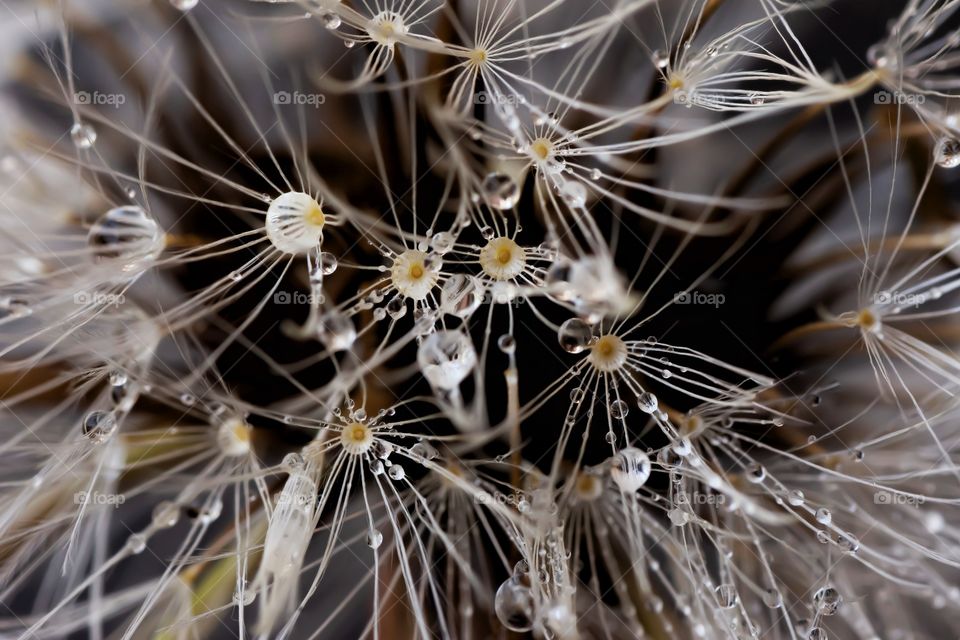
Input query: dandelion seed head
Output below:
<box><xmin>368</xmin><ymin>11</ymin><xmax>406</xmax><ymax>47</ymax></box>
<box><xmin>587</xmin><ymin>334</ymin><xmax>627</xmax><ymax>371</ymax></box>
<box><xmin>216</xmin><ymin>416</ymin><xmax>252</xmax><ymax>457</ymax></box>
<box><xmin>391</xmin><ymin>249</ymin><xmax>438</xmax><ymax>299</ymax></box>
<box><xmin>572</xmin><ymin>469</ymin><xmax>604</xmax><ymax>502</ymax></box>
<box><xmin>480</xmin><ymin>236</ymin><xmax>526</xmax><ymax>280</ymax></box>
<box><xmin>339</xmin><ymin>421</ymin><xmax>375</xmax><ymax>455</ymax></box>
<box><xmin>466</xmin><ymin>48</ymin><xmax>488</xmax><ymax>68</ymax></box>
<box><xmin>529</xmin><ymin>137</ymin><xmax>554</xmax><ymax>163</ymax></box>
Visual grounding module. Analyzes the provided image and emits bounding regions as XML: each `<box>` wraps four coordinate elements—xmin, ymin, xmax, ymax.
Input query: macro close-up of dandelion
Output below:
<box><xmin>3</xmin><ymin>0</ymin><xmax>960</xmax><ymax>638</ymax></box>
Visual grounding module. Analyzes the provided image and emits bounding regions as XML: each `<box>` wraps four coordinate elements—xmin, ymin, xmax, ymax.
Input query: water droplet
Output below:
<box><xmin>652</xmin><ymin>49</ymin><xmax>669</xmax><ymax>69</ymax></box>
<box><xmin>558</xmin><ymin>318</ymin><xmax>594</xmax><ymax>353</ymax></box>
<box><xmin>747</xmin><ymin>463</ymin><xmax>766</xmax><ymax>483</ymax></box>
<box><xmin>152</xmin><ymin>501</ymin><xmax>179</xmax><ymax>529</ymax></box>
<box><xmin>88</xmin><ymin>206</ymin><xmax>163</xmax><ymax>271</ymax></box>
<box><xmin>498</xmin><ymin>334</ymin><xmax>516</xmax><ymax>354</ymax></box>
<box><xmin>482</xmin><ymin>172</ymin><xmax>520</xmax><ymax>210</ymax></box>
<box><xmin>265</xmin><ymin>191</ymin><xmax>325</xmax><ymax>254</ymax></box>
<box><xmin>70</xmin><ymin>122</ymin><xmax>97</xmax><ymax>149</ymax></box>
<box><xmin>715</xmin><ymin>584</ymin><xmax>737</xmax><ymax>608</ymax></box>
<box><xmin>366</xmin><ymin>528</ymin><xmax>383</xmax><ymax>548</ymax></box>
<box><xmin>668</xmin><ymin>507</ymin><xmax>690</xmax><ymax>526</ymax></box>
<box><xmin>410</xmin><ymin>441</ymin><xmax>439</xmax><ymax>461</ymax></box>
<box><xmin>388</xmin><ymin>464</ymin><xmax>405</xmax><ymax>480</ymax></box>
<box><xmin>430</xmin><ymin>231</ymin><xmax>455</xmax><ymax>254</ymax></box>
<box><xmin>763</xmin><ymin>588</ymin><xmax>782</xmax><ymax>608</ymax></box>
<box><xmin>494</xmin><ymin>578</ymin><xmax>534</xmax><ymax>632</ymax></box>
<box><xmin>319</xmin><ymin>252</ymin><xmax>338</xmax><ymax>275</ymax></box>
<box><xmin>322</xmin><ymin>12</ymin><xmax>341</xmax><ymax>29</ymax></box>
<box><xmin>935</xmin><ymin>137</ymin><xmax>960</xmax><ymax>168</ymax></box>
<box><xmin>386</xmin><ymin>296</ymin><xmax>406</xmax><ymax>319</ymax></box>
<box><xmin>837</xmin><ymin>532</ymin><xmax>859</xmax><ymax>553</ymax></box>
<box><xmin>283</xmin><ymin>452</ymin><xmax>306</xmax><ymax>471</ymax></box>
<box><xmin>813</xmin><ymin>586</ymin><xmax>842</xmax><ymax>616</ymax></box>
<box><xmin>440</xmin><ymin>274</ymin><xmax>485</xmax><ymax>319</ymax></box>
<box><xmin>787</xmin><ymin>490</ymin><xmax>805</xmax><ymax>506</ymax></box>
<box><xmin>82</xmin><ymin>410</ymin><xmax>117</xmax><ymax>444</ymax></box>
<box><xmin>559</xmin><ymin>180</ymin><xmax>587</xmax><ymax>208</ymax></box>
<box><xmin>417</xmin><ymin>330</ymin><xmax>477</xmax><ymax>390</ymax></box>
<box><xmin>610</xmin><ymin>447</ymin><xmax>651</xmax><ymax>491</ymax></box>
<box><xmin>609</xmin><ymin>399</ymin><xmax>629</xmax><ymax>420</ymax></box>
<box><xmin>815</xmin><ymin>507</ymin><xmax>832</xmax><ymax>525</ymax></box>
<box><xmin>126</xmin><ymin>534</ymin><xmax>147</xmax><ymax>553</ymax></box>
<box><xmin>170</xmin><ymin>0</ymin><xmax>199</xmax><ymax>10</ymax></box>
<box><xmin>636</xmin><ymin>391</ymin><xmax>658</xmax><ymax>414</ymax></box>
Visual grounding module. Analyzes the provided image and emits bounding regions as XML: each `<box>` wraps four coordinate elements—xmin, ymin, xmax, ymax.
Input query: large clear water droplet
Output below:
<box><xmin>82</xmin><ymin>410</ymin><xmax>117</xmax><ymax>443</ymax></box>
<box><xmin>715</xmin><ymin>584</ymin><xmax>738</xmax><ymax>609</ymax></box>
<box><xmin>366</xmin><ymin>528</ymin><xmax>383</xmax><ymax>548</ymax></box>
<box><xmin>558</xmin><ymin>318</ymin><xmax>594</xmax><ymax>353</ymax></box>
<box><xmin>440</xmin><ymin>274</ymin><xmax>485</xmax><ymax>319</ymax></box>
<box><xmin>482</xmin><ymin>172</ymin><xmax>520</xmax><ymax>210</ymax></box>
<box><xmin>813</xmin><ymin>586</ymin><xmax>841</xmax><ymax>616</ymax></box>
<box><xmin>935</xmin><ymin>137</ymin><xmax>960</xmax><ymax>169</ymax></box>
<box><xmin>430</xmin><ymin>231</ymin><xmax>455</xmax><ymax>254</ymax></box>
<box><xmin>88</xmin><ymin>206</ymin><xmax>163</xmax><ymax>271</ymax></box>
<box><xmin>560</xmin><ymin>180</ymin><xmax>587</xmax><ymax>208</ymax></box>
<box><xmin>636</xmin><ymin>391</ymin><xmax>658</xmax><ymax>414</ymax></box>
<box><xmin>494</xmin><ymin>578</ymin><xmax>534</xmax><ymax>632</ymax></box>
<box><xmin>610</xmin><ymin>447</ymin><xmax>651</xmax><ymax>491</ymax></box>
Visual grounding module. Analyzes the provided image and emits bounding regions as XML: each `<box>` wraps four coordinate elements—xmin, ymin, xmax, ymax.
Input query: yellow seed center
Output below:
<box><xmin>304</xmin><ymin>204</ymin><xmax>325</xmax><ymax>227</ymax></box>
<box><xmin>497</xmin><ymin>248</ymin><xmax>512</xmax><ymax>265</ymax></box>
<box><xmin>347</xmin><ymin>423</ymin><xmax>367</xmax><ymax>443</ymax></box>
<box><xmin>531</xmin><ymin>138</ymin><xmax>552</xmax><ymax>161</ymax></box>
<box><xmin>410</xmin><ymin>264</ymin><xmax>424</xmax><ymax>279</ymax></box>
<box><xmin>596</xmin><ymin>336</ymin><xmax>617</xmax><ymax>357</ymax></box>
